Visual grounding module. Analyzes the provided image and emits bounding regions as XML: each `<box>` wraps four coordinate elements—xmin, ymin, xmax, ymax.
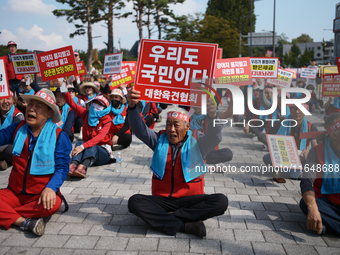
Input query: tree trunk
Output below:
<box><xmin>86</xmin><ymin>0</ymin><xmax>93</xmax><ymax>70</ymax></box>
<box><xmin>107</xmin><ymin>1</ymin><xmax>113</xmax><ymax>54</ymax></box>
<box><xmin>147</xmin><ymin>7</ymin><xmax>151</xmax><ymax>39</ymax></box>
<box><xmin>138</xmin><ymin>2</ymin><xmax>143</xmax><ymax>41</ymax></box>
<box><xmin>156</xmin><ymin>8</ymin><xmax>161</xmax><ymax>40</ymax></box>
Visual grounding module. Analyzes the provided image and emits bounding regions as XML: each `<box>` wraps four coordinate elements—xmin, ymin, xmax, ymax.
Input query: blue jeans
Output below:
<box><xmin>263</xmin><ymin>153</ymin><xmax>305</xmax><ymax>179</ymax></box>
<box><xmin>72</xmin><ymin>141</ymin><xmax>110</xmax><ymax>166</ymax></box>
<box><xmin>300</xmin><ymin>197</ymin><xmax>340</xmax><ymax>235</ymax></box>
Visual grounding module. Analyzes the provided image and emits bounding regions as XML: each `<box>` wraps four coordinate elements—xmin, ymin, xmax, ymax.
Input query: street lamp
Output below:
<box><xmin>273</xmin><ymin>0</ymin><xmax>276</xmax><ymax>57</ymax></box>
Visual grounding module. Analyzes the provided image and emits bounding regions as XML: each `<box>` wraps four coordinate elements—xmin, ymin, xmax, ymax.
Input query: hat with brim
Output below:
<box><xmin>7</xmin><ymin>41</ymin><xmax>17</xmax><ymax>47</ymax></box>
<box><xmin>109</xmin><ymin>89</ymin><xmax>126</xmax><ymax>104</ymax></box>
<box><xmin>79</xmin><ymin>82</ymin><xmax>100</xmax><ymax>95</ymax></box>
<box><xmin>85</xmin><ymin>94</ymin><xmax>110</xmax><ymax>108</ymax></box>
<box><xmin>66</xmin><ymin>84</ymin><xmax>78</xmax><ymax>93</ymax></box>
<box><xmin>21</xmin><ymin>89</ymin><xmax>61</xmax><ymax>123</ymax></box>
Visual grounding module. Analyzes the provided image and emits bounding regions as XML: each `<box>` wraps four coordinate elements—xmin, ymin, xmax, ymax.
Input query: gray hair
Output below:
<box><xmin>166</xmin><ymin>107</ymin><xmax>190</xmax><ymax>127</ymax></box>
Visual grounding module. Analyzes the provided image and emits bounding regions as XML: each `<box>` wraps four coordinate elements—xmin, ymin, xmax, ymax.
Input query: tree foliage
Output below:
<box><xmin>0</xmin><ymin>45</ymin><xmax>28</xmax><ymax>56</ymax></box>
<box><xmin>292</xmin><ymin>33</ymin><xmax>313</xmax><ymax>44</ymax></box>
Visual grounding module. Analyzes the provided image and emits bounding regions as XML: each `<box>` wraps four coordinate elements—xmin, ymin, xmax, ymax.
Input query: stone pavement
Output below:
<box><xmin>0</xmin><ymin>100</ymin><xmax>339</xmax><ymax>255</ymax></box>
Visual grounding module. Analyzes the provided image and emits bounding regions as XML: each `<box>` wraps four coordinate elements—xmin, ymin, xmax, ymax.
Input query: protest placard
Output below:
<box><xmin>266</xmin><ymin>134</ymin><xmax>302</xmax><ymax>170</ymax></box>
<box><xmin>265</xmin><ymin>50</ymin><xmax>273</xmax><ymax>57</ymax></box>
<box><xmin>103</xmin><ymin>52</ymin><xmax>123</xmax><ymax>75</ymax></box>
<box><xmin>266</xmin><ymin>68</ymin><xmax>294</xmax><ymax>88</ymax></box>
<box><xmin>110</xmin><ymin>67</ymin><xmax>134</xmax><ymax>89</ymax></box>
<box><xmin>0</xmin><ymin>58</ymin><xmax>11</xmax><ymax>99</ymax></box>
<box><xmin>135</xmin><ymin>39</ymin><xmax>218</xmax><ymax>106</ymax></box>
<box><xmin>76</xmin><ymin>61</ymin><xmax>87</xmax><ymax>75</ymax></box>
<box><xmin>215</xmin><ymin>57</ymin><xmax>252</xmax><ymax>86</ymax></box>
<box><xmin>322</xmin><ymin>74</ymin><xmax>340</xmax><ymax>97</ymax></box>
<box><xmin>285</xmin><ymin>68</ymin><xmax>298</xmax><ymax>79</ymax></box>
<box><xmin>300</xmin><ymin>67</ymin><xmax>317</xmax><ymax>79</ymax></box>
<box><xmin>121</xmin><ymin>61</ymin><xmax>137</xmax><ymax>74</ymax></box>
<box><xmin>217</xmin><ymin>48</ymin><xmax>223</xmax><ymax>59</ymax></box>
<box><xmin>336</xmin><ymin>57</ymin><xmax>340</xmax><ymax>73</ymax></box>
<box><xmin>36</xmin><ymin>46</ymin><xmax>78</xmax><ymax>82</ymax></box>
<box><xmin>250</xmin><ymin>57</ymin><xmax>278</xmax><ymax>78</ymax></box>
<box><xmin>11</xmin><ymin>52</ymin><xmax>40</xmax><ymax>74</ymax></box>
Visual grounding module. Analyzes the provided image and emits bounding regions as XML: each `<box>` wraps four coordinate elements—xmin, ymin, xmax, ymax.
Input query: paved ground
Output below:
<box><xmin>0</xmin><ymin>99</ymin><xmax>339</xmax><ymax>255</ymax></box>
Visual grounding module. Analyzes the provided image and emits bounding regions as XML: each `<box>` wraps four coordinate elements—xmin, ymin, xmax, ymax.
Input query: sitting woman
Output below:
<box><xmin>109</xmin><ymin>89</ymin><xmax>132</xmax><ymax>150</ymax></box>
<box><xmin>58</xmin><ymin>81</ymin><xmax>113</xmax><ymax>178</ymax></box>
<box><xmin>78</xmin><ymin>82</ymin><xmax>100</xmax><ymax>109</ymax></box>
<box><xmin>67</xmin><ymin>84</ymin><xmax>85</xmax><ymax>134</ymax></box>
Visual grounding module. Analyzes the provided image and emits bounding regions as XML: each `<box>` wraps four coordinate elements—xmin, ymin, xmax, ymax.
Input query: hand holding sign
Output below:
<box><xmin>127</xmin><ymin>89</ymin><xmax>141</xmax><ymax>108</ymax></box>
<box><xmin>207</xmin><ymin>97</ymin><xmax>217</xmax><ymax>118</ymax></box>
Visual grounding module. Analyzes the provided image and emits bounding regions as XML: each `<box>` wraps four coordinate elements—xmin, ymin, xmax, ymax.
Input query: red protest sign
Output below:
<box><xmin>0</xmin><ymin>58</ymin><xmax>11</xmax><ymax>99</ymax></box>
<box><xmin>121</xmin><ymin>61</ymin><xmax>137</xmax><ymax>74</ymax></box>
<box><xmin>136</xmin><ymin>39</ymin><xmax>218</xmax><ymax>106</ymax></box>
<box><xmin>266</xmin><ymin>68</ymin><xmax>294</xmax><ymax>88</ymax></box>
<box><xmin>336</xmin><ymin>57</ymin><xmax>340</xmax><ymax>73</ymax></box>
<box><xmin>214</xmin><ymin>57</ymin><xmax>252</xmax><ymax>86</ymax></box>
<box><xmin>322</xmin><ymin>74</ymin><xmax>340</xmax><ymax>97</ymax></box>
<box><xmin>77</xmin><ymin>61</ymin><xmax>87</xmax><ymax>75</ymax></box>
<box><xmin>285</xmin><ymin>68</ymin><xmax>297</xmax><ymax>79</ymax></box>
<box><xmin>217</xmin><ymin>48</ymin><xmax>223</xmax><ymax>59</ymax></box>
<box><xmin>36</xmin><ymin>46</ymin><xmax>78</xmax><ymax>82</ymax></box>
<box><xmin>265</xmin><ymin>50</ymin><xmax>273</xmax><ymax>57</ymax></box>
<box><xmin>110</xmin><ymin>67</ymin><xmax>134</xmax><ymax>89</ymax></box>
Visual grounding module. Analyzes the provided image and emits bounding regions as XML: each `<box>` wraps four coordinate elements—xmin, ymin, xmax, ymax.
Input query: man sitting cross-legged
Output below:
<box><xmin>127</xmin><ymin>89</ymin><xmax>228</xmax><ymax>237</ymax></box>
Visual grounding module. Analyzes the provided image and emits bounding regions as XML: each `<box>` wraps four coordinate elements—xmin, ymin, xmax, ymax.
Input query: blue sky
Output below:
<box><xmin>0</xmin><ymin>0</ymin><xmax>338</xmax><ymax>52</ymax></box>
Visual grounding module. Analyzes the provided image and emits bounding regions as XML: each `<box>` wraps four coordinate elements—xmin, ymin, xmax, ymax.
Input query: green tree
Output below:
<box><xmin>0</xmin><ymin>45</ymin><xmax>28</xmax><ymax>57</ymax></box>
<box><xmin>298</xmin><ymin>48</ymin><xmax>313</xmax><ymax>67</ymax></box>
<box><xmin>276</xmin><ymin>33</ymin><xmax>289</xmax><ymax>60</ymax></box>
<box><xmin>292</xmin><ymin>33</ymin><xmax>313</xmax><ymax>44</ymax></box>
<box><xmin>53</xmin><ymin>0</ymin><xmax>103</xmax><ymax>69</ymax></box>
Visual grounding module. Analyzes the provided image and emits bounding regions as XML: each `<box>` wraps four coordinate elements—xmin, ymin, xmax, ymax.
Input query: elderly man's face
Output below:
<box><xmin>26</xmin><ymin>99</ymin><xmax>53</xmax><ymax>131</ymax></box>
<box><xmin>0</xmin><ymin>97</ymin><xmax>13</xmax><ymax>114</ymax></box>
<box><xmin>21</xmin><ymin>84</ymin><xmax>32</xmax><ymax>93</ymax></box>
<box><xmin>7</xmin><ymin>45</ymin><xmax>17</xmax><ymax>54</ymax></box>
<box><xmin>290</xmin><ymin>106</ymin><xmax>305</xmax><ymax>122</ymax></box>
<box><xmin>265</xmin><ymin>90</ymin><xmax>272</xmax><ymax>101</ymax></box>
<box><xmin>55</xmin><ymin>93</ymin><xmax>66</xmax><ymax>107</ymax></box>
<box><xmin>166</xmin><ymin>118</ymin><xmax>190</xmax><ymax>145</ymax></box>
<box><xmin>253</xmin><ymin>90</ymin><xmax>259</xmax><ymax>99</ymax></box>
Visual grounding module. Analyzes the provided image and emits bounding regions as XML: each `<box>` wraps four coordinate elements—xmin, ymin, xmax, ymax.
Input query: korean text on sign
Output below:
<box><xmin>110</xmin><ymin>67</ymin><xmax>134</xmax><ymax>89</ymax></box>
<box><xmin>0</xmin><ymin>58</ymin><xmax>11</xmax><ymax>99</ymax></box>
<box><xmin>136</xmin><ymin>39</ymin><xmax>218</xmax><ymax>106</ymax></box>
<box><xmin>103</xmin><ymin>52</ymin><xmax>123</xmax><ymax>75</ymax></box>
<box><xmin>215</xmin><ymin>57</ymin><xmax>252</xmax><ymax>86</ymax></box>
<box><xmin>300</xmin><ymin>68</ymin><xmax>317</xmax><ymax>79</ymax></box>
<box><xmin>322</xmin><ymin>74</ymin><xmax>340</xmax><ymax>97</ymax></box>
<box><xmin>36</xmin><ymin>46</ymin><xmax>78</xmax><ymax>82</ymax></box>
<box><xmin>266</xmin><ymin>69</ymin><xmax>294</xmax><ymax>88</ymax></box>
<box><xmin>11</xmin><ymin>52</ymin><xmax>40</xmax><ymax>74</ymax></box>
<box><xmin>250</xmin><ymin>58</ymin><xmax>278</xmax><ymax>78</ymax></box>
<box><xmin>77</xmin><ymin>61</ymin><xmax>87</xmax><ymax>75</ymax></box>
<box><xmin>266</xmin><ymin>134</ymin><xmax>302</xmax><ymax>170</ymax></box>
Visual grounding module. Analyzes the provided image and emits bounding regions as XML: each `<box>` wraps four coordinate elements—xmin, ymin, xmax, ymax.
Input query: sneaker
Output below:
<box><xmin>317</xmin><ymin>225</ymin><xmax>327</xmax><ymax>235</ymax></box>
<box><xmin>20</xmin><ymin>218</ymin><xmax>45</xmax><ymax>236</ymax></box>
<box><xmin>0</xmin><ymin>160</ymin><xmax>8</xmax><ymax>171</ymax></box>
<box><xmin>185</xmin><ymin>221</ymin><xmax>206</xmax><ymax>237</ymax></box>
<box><xmin>263</xmin><ymin>145</ymin><xmax>269</xmax><ymax>151</ymax></box>
<box><xmin>252</xmin><ymin>136</ymin><xmax>258</xmax><ymax>142</ymax></box>
<box><xmin>111</xmin><ymin>144</ymin><xmax>124</xmax><ymax>151</ymax></box>
<box><xmin>320</xmin><ymin>108</ymin><xmax>325</xmax><ymax>114</ymax></box>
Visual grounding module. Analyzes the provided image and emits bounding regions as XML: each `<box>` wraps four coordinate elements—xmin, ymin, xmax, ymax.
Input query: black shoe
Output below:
<box><xmin>20</xmin><ymin>218</ymin><xmax>45</xmax><ymax>236</ymax></box>
<box><xmin>185</xmin><ymin>221</ymin><xmax>206</xmax><ymax>237</ymax></box>
<box><xmin>111</xmin><ymin>144</ymin><xmax>124</xmax><ymax>151</ymax></box>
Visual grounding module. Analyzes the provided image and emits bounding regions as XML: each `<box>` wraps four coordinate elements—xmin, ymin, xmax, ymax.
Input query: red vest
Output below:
<box><xmin>4</xmin><ymin>54</ymin><xmax>23</xmax><ymax>81</ymax></box>
<box><xmin>9</xmin><ymin>121</ymin><xmax>62</xmax><ymax>195</ymax></box>
<box><xmin>151</xmin><ymin>131</ymin><xmax>204</xmax><ymax>198</ymax></box>
<box><xmin>82</xmin><ymin>113</ymin><xmax>112</xmax><ymax>146</ymax></box>
<box><xmin>314</xmin><ymin>143</ymin><xmax>340</xmax><ymax>205</ymax></box>
<box><xmin>327</xmin><ymin>106</ymin><xmax>340</xmax><ymax>116</ymax></box>
<box><xmin>109</xmin><ymin>105</ymin><xmax>131</xmax><ymax>135</ymax></box>
<box><xmin>12</xmin><ymin>106</ymin><xmax>22</xmax><ymax>120</ymax></box>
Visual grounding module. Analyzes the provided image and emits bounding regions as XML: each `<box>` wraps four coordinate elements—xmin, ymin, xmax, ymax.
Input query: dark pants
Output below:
<box><xmin>300</xmin><ymin>197</ymin><xmax>340</xmax><ymax>235</ymax></box>
<box><xmin>128</xmin><ymin>193</ymin><xmax>228</xmax><ymax>235</ymax></box>
<box><xmin>74</xmin><ymin>116</ymin><xmax>83</xmax><ymax>134</ymax></box>
<box><xmin>205</xmin><ymin>148</ymin><xmax>233</xmax><ymax>164</ymax></box>
<box><xmin>118</xmin><ymin>133</ymin><xmax>132</xmax><ymax>148</ymax></box>
<box><xmin>72</xmin><ymin>141</ymin><xmax>110</xmax><ymax>167</ymax></box>
<box><xmin>145</xmin><ymin>115</ymin><xmax>154</xmax><ymax>127</ymax></box>
<box><xmin>0</xmin><ymin>145</ymin><xmax>13</xmax><ymax>167</ymax></box>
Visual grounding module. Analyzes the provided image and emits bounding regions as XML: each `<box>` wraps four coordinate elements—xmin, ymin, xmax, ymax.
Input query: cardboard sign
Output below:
<box><xmin>11</xmin><ymin>52</ymin><xmax>40</xmax><ymax>74</ymax></box>
<box><xmin>110</xmin><ymin>67</ymin><xmax>134</xmax><ymax>89</ymax></box>
<box><xmin>103</xmin><ymin>52</ymin><xmax>123</xmax><ymax>75</ymax></box>
<box><xmin>76</xmin><ymin>61</ymin><xmax>87</xmax><ymax>75</ymax></box>
<box><xmin>250</xmin><ymin>58</ymin><xmax>278</xmax><ymax>78</ymax></box>
<box><xmin>36</xmin><ymin>46</ymin><xmax>78</xmax><ymax>82</ymax></box>
<box><xmin>266</xmin><ymin>69</ymin><xmax>294</xmax><ymax>88</ymax></box>
<box><xmin>0</xmin><ymin>58</ymin><xmax>11</xmax><ymax>99</ymax></box>
<box><xmin>285</xmin><ymin>68</ymin><xmax>298</xmax><ymax>79</ymax></box>
<box><xmin>215</xmin><ymin>57</ymin><xmax>252</xmax><ymax>86</ymax></box>
<box><xmin>322</xmin><ymin>74</ymin><xmax>340</xmax><ymax>97</ymax></box>
<box><xmin>300</xmin><ymin>68</ymin><xmax>317</xmax><ymax>79</ymax></box>
<box><xmin>136</xmin><ymin>39</ymin><xmax>218</xmax><ymax>106</ymax></box>
<box><xmin>217</xmin><ymin>48</ymin><xmax>223</xmax><ymax>59</ymax></box>
<box><xmin>267</xmin><ymin>134</ymin><xmax>302</xmax><ymax>170</ymax></box>
<box><xmin>265</xmin><ymin>50</ymin><xmax>273</xmax><ymax>57</ymax></box>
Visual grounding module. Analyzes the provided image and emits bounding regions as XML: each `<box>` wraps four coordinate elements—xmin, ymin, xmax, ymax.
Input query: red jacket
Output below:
<box><xmin>151</xmin><ymin>131</ymin><xmax>204</xmax><ymax>198</ymax></box>
<box><xmin>314</xmin><ymin>143</ymin><xmax>340</xmax><ymax>205</ymax></box>
<box><xmin>63</xmin><ymin>91</ymin><xmax>112</xmax><ymax>149</ymax></box>
<box><xmin>109</xmin><ymin>104</ymin><xmax>131</xmax><ymax>135</ymax></box>
<box><xmin>3</xmin><ymin>54</ymin><xmax>23</xmax><ymax>81</ymax></box>
<box><xmin>9</xmin><ymin>121</ymin><xmax>62</xmax><ymax>195</ymax></box>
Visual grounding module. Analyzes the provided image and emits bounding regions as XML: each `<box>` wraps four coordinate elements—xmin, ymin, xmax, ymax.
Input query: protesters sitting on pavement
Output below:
<box><xmin>0</xmin><ymin>89</ymin><xmax>71</xmax><ymax>236</ymax></box>
<box><xmin>58</xmin><ymin>81</ymin><xmax>113</xmax><ymax>178</ymax></box>
<box><xmin>67</xmin><ymin>84</ymin><xmax>85</xmax><ymax>134</ymax></box>
<box><xmin>136</xmin><ymin>100</ymin><xmax>159</xmax><ymax>128</ymax></box>
<box><xmin>306</xmin><ymin>84</ymin><xmax>324</xmax><ymax>113</ymax></box>
<box><xmin>324</xmin><ymin>96</ymin><xmax>340</xmax><ymax>116</ymax></box>
<box><xmin>127</xmin><ymin>88</ymin><xmax>228</xmax><ymax>237</ymax></box>
<box><xmin>54</xmin><ymin>88</ymin><xmax>76</xmax><ymax>142</ymax></box>
<box><xmin>0</xmin><ymin>91</ymin><xmax>24</xmax><ymax>170</ymax></box>
<box><xmin>263</xmin><ymin>104</ymin><xmax>318</xmax><ymax>182</ymax></box>
<box><xmin>300</xmin><ymin>112</ymin><xmax>340</xmax><ymax>235</ymax></box>
<box><xmin>109</xmin><ymin>89</ymin><xmax>132</xmax><ymax>151</ymax></box>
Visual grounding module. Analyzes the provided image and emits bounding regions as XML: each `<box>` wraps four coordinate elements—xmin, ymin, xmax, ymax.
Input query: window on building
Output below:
<box><xmin>317</xmin><ymin>46</ymin><xmax>321</xmax><ymax>50</ymax></box>
<box><xmin>317</xmin><ymin>53</ymin><xmax>321</xmax><ymax>57</ymax></box>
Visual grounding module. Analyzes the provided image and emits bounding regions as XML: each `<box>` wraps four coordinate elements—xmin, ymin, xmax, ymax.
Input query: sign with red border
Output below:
<box><xmin>103</xmin><ymin>52</ymin><xmax>123</xmax><ymax>75</ymax></box>
<box><xmin>266</xmin><ymin>68</ymin><xmax>294</xmax><ymax>88</ymax></box>
<box><xmin>300</xmin><ymin>67</ymin><xmax>317</xmax><ymax>79</ymax></box>
<box><xmin>322</xmin><ymin>74</ymin><xmax>340</xmax><ymax>97</ymax></box>
<box><xmin>250</xmin><ymin>57</ymin><xmax>279</xmax><ymax>78</ymax></box>
<box><xmin>0</xmin><ymin>58</ymin><xmax>11</xmax><ymax>99</ymax></box>
<box><xmin>11</xmin><ymin>52</ymin><xmax>40</xmax><ymax>74</ymax></box>
<box><xmin>76</xmin><ymin>61</ymin><xmax>87</xmax><ymax>75</ymax></box>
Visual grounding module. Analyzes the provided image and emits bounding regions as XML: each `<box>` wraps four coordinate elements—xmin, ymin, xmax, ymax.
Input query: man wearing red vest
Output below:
<box><xmin>300</xmin><ymin>112</ymin><xmax>340</xmax><ymax>235</ymax></box>
<box><xmin>0</xmin><ymin>91</ymin><xmax>24</xmax><ymax>170</ymax></box>
<box><xmin>126</xmin><ymin>89</ymin><xmax>228</xmax><ymax>237</ymax></box>
<box><xmin>0</xmin><ymin>89</ymin><xmax>72</xmax><ymax>236</ymax></box>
